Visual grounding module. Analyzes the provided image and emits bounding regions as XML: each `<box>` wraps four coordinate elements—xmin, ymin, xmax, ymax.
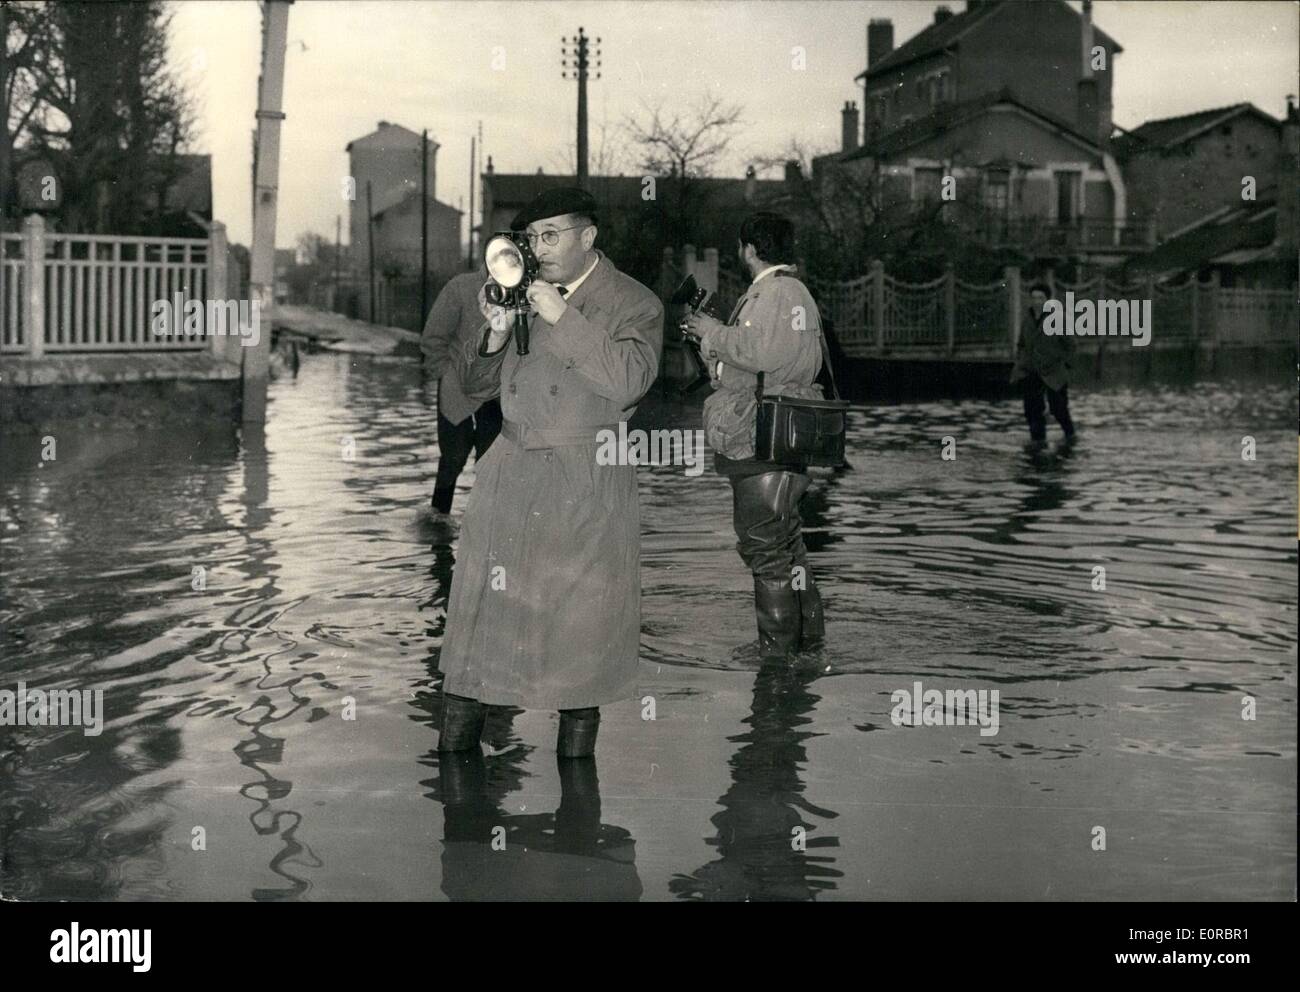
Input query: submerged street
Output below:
<box><xmin>1</xmin><ymin>352</ymin><xmax>1294</xmax><ymax>900</ymax></box>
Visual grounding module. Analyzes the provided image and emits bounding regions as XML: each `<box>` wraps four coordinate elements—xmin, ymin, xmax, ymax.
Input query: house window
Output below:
<box><xmin>984</xmin><ymin>170</ymin><xmax>1009</xmax><ymax>213</ymax></box>
<box><xmin>1053</xmin><ymin>170</ymin><xmax>1080</xmax><ymax>225</ymax></box>
<box><xmin>928</xmin><ymin>70</ymin><xmax>951</xmax><ymax>106</ymax></box>
<box><xmin>914</xmin><ymin>166</ymin><xmax>944</xmax><ymax>203</ymax></box>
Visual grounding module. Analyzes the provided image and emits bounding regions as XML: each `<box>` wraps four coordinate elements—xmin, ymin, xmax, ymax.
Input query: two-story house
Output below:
<box><xmin>816</xmin><ymin>0</ymin><xmax>1144</xmax><ymax>263</ymax></box>
<box><xmin>345</xmin><ymin>121</ymin><xmax>462</xmax><ymax>278</ymax></box>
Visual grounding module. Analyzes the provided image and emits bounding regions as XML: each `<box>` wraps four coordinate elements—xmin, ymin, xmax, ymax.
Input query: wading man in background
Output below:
<box><xmin>684</xmin><ymin>211</ymin><xmax>826</xmax><ymax>658</ymax></box>
<box><xmin>436</xmin><ymin>187</ymin><xmax>662</xmax><ymax>758</ymax></box>
<box><xmin>1011</xmin><ymin>282</ymin><xmax>1076</xmax><ymax>443</ymax></box>
<box><xmin>421</xmin><ymin>265</ymin><xmax>504</xmax><ymax>520</ymax></box>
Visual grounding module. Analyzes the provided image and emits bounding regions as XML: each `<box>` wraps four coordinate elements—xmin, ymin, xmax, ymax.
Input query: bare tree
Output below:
<box><xmin>623</xmin><ymin>93</ymin><xmax>745</xmax><ymax>248</ymax></box>
<box><xmin>1</xmin><ymin>1</ymin><xmax>53</xmax><ymax>219</ymax></box>
<box><xmin>13</xmin><ymin>1</ymin><xmax>194</xmax><ymax>233</ymax></box>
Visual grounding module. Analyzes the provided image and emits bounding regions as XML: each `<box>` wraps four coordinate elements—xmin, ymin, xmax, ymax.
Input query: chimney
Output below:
<box><xmin>1078</xmin><ymin>0</ymin><xmax>1101</xmax><ymax>146</ymax></box>
<box><xmin>934</xmin><ymin>6</ymin><xmax>953</xmax><ymax>24</ymax></box>
<box><xmin>841</xmin><ymin>101</ymin><xmax>860</xmax><ymax>152</ymax></box>
<box><xmin>1277</xmin><ymin>95</ymin><xmax>1299</xmax><ymax>252</ymax></box>
<box><xmin>868</xmin><ymin>19</ymin><xmax>894</xmax><ymax>68</ymax></box>
<box><xmin>784</xmin><ymin>160</ymin><xmax>803</xmax><ymax>191</ymax></box>
<box><xmin>486</xmin><ymin>155</ymin><xmax>494</xmax><ymax>175</ymax></box>
<box><xmin>745</xmin><ymin>164</ymin><xmax>756</xmax><ymax>203</ymax></box>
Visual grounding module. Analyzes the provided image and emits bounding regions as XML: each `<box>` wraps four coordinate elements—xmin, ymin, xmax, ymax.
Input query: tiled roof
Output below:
<box><xmin>346</xmin><ymin>121</ymin><xmax>432</xmax><ymax>152</ymax></box>
<box><xmin>834</xmin><ymin>87</ymin><xmax>1098</xmax><ymax>163</ymax></box>
<box><xmin>859</xmin><ymin>0</ymin><xmax>1121</xmax><ymax>82</ymax></box>
<box><xmin>484</xmin><ymin>172</ymin><xmax>789</xmax><ymax>209</ymax></box>
<box><xmin>1111</xmin><ymin>103</ymin><xmax>1279</xmax><ymax>157</ymax></box>
<box><xmin>370</xmin><ymin>184</ymin><xmax>461</xmax><ymax>219</ymax></box>
<box><xmin>1127</xmin><ymin>195</ymin><xmax>1278</xmax><ymax>275</ymax></box>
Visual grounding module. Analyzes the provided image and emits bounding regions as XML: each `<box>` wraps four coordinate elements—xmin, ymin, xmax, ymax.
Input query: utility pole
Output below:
<box><xmin>466</xmin><ymin>134</ymin><xmax>475</xmax><ymax>268</ymax></box>
<box><xmin>561</xmin><ymin>27</ymin><xmax>600</xmax><ymax>186</ymax></box>
<box><xmin>334</xmin><ymin>213</ymin><xmax>341</xmax><ymax>310</ymax></box>
<box><xmin>245</xmin><ymin>0</ymin><xmax>291</xmax><ymax>425</ymax></box>
<box><xmin>366</xmin><ymin>179</ymin><xmax>375</xmax><ymax>322</ymax></box>
<box><xmin>0</xmin><ymin>3</ymin><xmax>8</xmax><ymax>243</ymax></box>
<box><xmin>420</xmin><ymin>128</ymin><xmax>429</xmax><ymax>326</ymax></box>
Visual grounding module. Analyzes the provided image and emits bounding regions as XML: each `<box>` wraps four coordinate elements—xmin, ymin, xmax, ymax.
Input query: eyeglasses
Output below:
<box><xmin>524</xmin><ymin>224</ymin><xmax>586</xmax><ymax>247</ymax></box>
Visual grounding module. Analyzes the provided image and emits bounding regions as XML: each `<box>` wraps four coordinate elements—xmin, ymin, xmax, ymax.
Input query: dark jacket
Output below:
<box><xmin>421</xmin><ymin>270</ymin><xmax>491</xmax><ymax>425</ymax></box>
<box><xmin>1010</xmin><ymin>305</ymin><xmax>1073</xmax><ymax>391</ymax></box>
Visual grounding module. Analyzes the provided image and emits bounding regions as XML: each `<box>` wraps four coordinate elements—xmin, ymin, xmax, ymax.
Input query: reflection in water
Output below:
<box><xmin>670</xmin><ymin>660</ymin><xmax>841</xmax><ymax>901</ymax></box>
<box><xmin>426</xmin><ymin>706</ymin><xmax>642</xmax><ymax>902</ymax></box>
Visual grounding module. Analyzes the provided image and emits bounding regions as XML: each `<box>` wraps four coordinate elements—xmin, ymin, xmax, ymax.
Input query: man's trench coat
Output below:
<box><xmin>437</xmin><ymin>250</ymin><xmax>663</xmax><ymax>709</ymax></box>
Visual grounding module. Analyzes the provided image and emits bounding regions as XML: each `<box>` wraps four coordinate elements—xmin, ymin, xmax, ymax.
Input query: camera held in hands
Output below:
<box><xmin>483</xmin><ymin>232</ymin><xmax>540</xmax><ymax>356</ymax></box>
<box><xmin>670</xmin><ymin>273</ymin><xmax>723</xmax><ymax>393</ymax></box>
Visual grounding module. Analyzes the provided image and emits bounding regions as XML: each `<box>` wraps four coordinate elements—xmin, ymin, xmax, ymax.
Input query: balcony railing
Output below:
<box><xmin>910</xmin><ymin>201</ymin><xmax>1156</xmax><ymax>253</ymax></box>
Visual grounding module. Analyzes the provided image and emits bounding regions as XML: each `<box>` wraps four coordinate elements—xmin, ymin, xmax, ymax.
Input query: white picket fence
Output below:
<box><xmin>0</xmin><ymin>216</ymin><xmax>230</xmax><ymax>357</ymax></box>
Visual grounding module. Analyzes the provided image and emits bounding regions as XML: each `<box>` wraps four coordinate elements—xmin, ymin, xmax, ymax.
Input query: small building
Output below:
<box><xmin>345</xmin><ymin>121</ymin><xmax>460</xmax><ymax>276</ymax></box>
<box><xmin>479</xmin><ymin>161</ymin><xmax>806</xmax><ymax>285</ymax></box>
<box><xmin>369</xmin><ymin>187</ymin><xmax>463</xmax><ymax>276</ymax></box>
<box><xmin>1123</xmin><ymin>99</ymin><xmax>1300</xmax><ymax>289</ymax></box>
<box><xmin>1113</xmin><ymin>103</ymin><xmax>1283</xmax><ymax>242</ymax></box>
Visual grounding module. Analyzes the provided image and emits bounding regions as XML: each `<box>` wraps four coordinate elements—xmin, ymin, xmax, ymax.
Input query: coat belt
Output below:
<box><xmin>500</xmin><ymin>419</ymin><xmax>616</xmax><ymax>450</ymax></box>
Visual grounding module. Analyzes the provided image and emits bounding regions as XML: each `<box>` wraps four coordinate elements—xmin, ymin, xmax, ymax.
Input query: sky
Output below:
<box><xmin>166</xmin><ymin>0</ymin><xmax>1300</xmax><ymax>249</ymax></box>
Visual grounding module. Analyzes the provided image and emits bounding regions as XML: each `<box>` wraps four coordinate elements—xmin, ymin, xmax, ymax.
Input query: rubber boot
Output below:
<box><xmin>798</xmin><ymin>575</ymin><xmax>825</xmax><ymax>651</ymax></box>
<box><xmin>438</xmin><ymin>692</ymin><xmax>486</xmax><ymax>752</ymax></box>
<box><xmin>557</xmin><ymin>707</ymin><xmax>600</xmax><ymax>758</ymax></box>
<box><xmin>754</xmin><ymin>576</ymin><xmax>802</xmax><ymax>658</ymax></box>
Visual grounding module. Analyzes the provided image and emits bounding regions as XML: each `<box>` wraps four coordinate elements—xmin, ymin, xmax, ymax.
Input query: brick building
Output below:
<box><xmin>1113</xmin><ymin>103</ymin><xmax>1283</xmax><ymax>242</ymax></box>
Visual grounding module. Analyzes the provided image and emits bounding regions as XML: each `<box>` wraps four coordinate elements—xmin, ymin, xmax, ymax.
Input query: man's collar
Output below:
<box><xmin>560</xmin><ymin>252</ymin><xmax>601</xmax><ymax>297</ymax></box>
<box><xmin>751</xmin><ymin>263</ymin><xmax>795</xmax><ymax>286</ymax></box>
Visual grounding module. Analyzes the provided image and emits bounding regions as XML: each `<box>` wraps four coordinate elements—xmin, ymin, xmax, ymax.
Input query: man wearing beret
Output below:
<box><xmin>436</xmin><ymin>187</ymin><xmax>663</xmax><ymax>759</ymax></box>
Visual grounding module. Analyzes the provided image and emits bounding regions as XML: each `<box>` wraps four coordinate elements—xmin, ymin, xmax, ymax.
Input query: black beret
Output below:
<box><xmin>510</xmin><ymin>186</ymin><xmax>598</xmax><ymax>231</ymax></box>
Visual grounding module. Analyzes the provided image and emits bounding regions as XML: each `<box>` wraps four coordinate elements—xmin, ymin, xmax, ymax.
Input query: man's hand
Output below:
<box><xmin>478</xmin><ymin>282</ymin><xmax>513</xmax><ymax>327</ymax></box>
<box><xmin>478</xmin><ymin>281</ymin><xmax>514</xmax><ymax>352</ymax></box>
<box><xmin>526</xmin><ymin>281</ymin><xmax>568</xmax><ymax>325</ymax></box>
<box><xmin>682</xmin><ymin>311</ymin><xmax>723</xmax><ymax>349</ymax></box>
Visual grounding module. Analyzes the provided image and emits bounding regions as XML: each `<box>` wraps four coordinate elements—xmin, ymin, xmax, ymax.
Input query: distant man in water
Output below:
<box><xmin>1011</xmin><ymin>282</ymin><xmax>1076</xmax><ymax>443</ymax></box>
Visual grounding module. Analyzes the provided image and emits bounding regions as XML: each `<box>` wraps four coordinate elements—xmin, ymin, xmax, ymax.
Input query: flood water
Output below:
<box><xmin>1</xmin><ymin>352</ymin><xmax>1295</xmax><ymax>901</ymax></box>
